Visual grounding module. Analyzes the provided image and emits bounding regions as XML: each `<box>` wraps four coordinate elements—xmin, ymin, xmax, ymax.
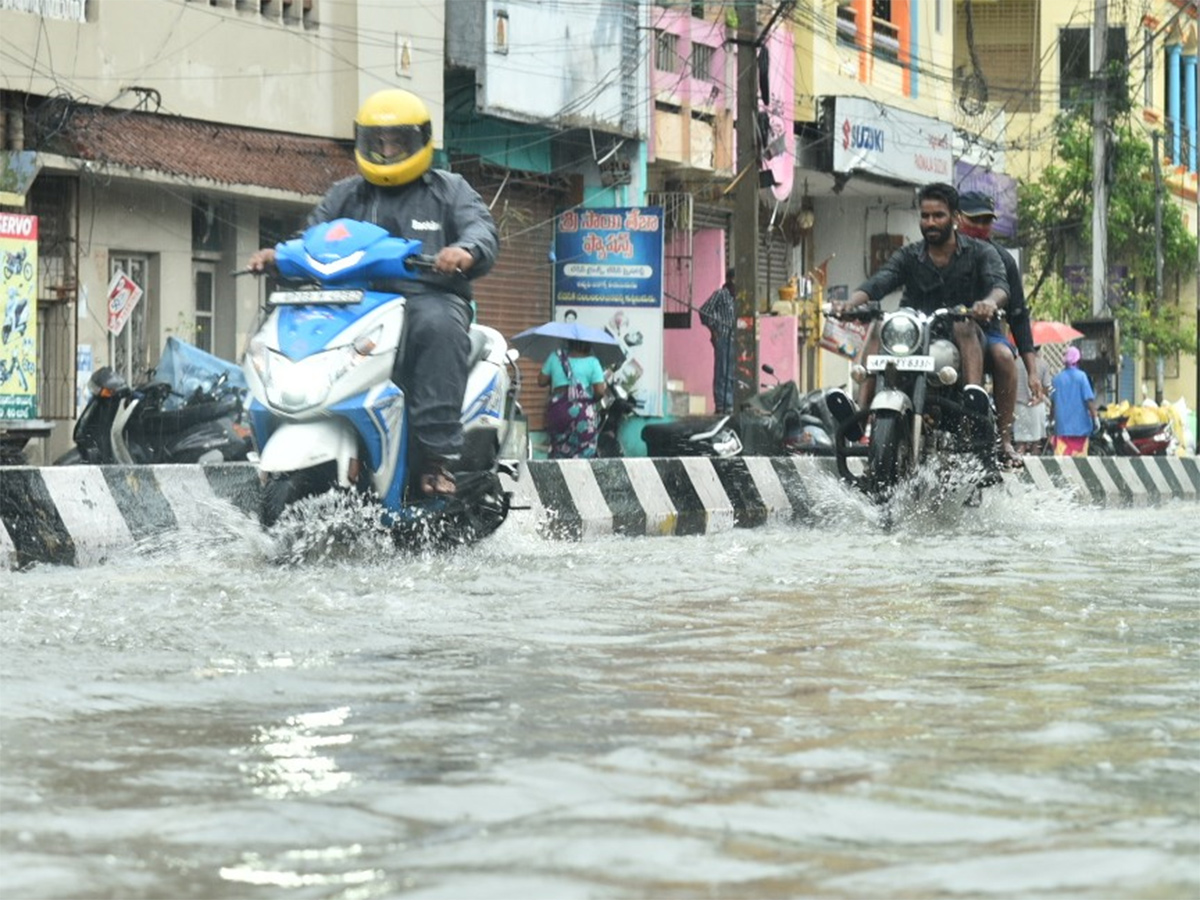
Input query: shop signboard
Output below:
<box><xmin>833</xmin><ymin>97</ymin><xmax>952</xmax><ymax>185</ymax></box>
<box><xmin>0</xmin><ymin>212</ymin><xmax>38</xmax><ymax>419</ymax></box>
<box><xmin>553</xmin><ymin>207</ymin><xmax>664</xmax><ymax>416</ymax></box>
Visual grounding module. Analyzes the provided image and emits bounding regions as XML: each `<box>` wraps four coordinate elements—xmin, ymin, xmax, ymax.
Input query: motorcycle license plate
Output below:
<box><xmin>866</xmin><ymin>354</ymin><xmax>934</xmax><ymax>372</ymax></box>
<box><xmin>269</xmin><ymin>289</ymin><xmax>364</xmax><ymax>306</ymax></box>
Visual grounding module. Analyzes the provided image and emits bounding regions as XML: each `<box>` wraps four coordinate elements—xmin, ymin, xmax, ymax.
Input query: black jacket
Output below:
<box><xmin>993</xmin><ymin>241</ymin><xmax>1035</xmax><ymax>355</ymax></box>
<box><xmin>857</xmin><ymin>232</ymin><xmax>1009</xmax><ymax>314</ymax></box>
<box><xmin>310</xmin><ymin>169</ymin><xmax>499</xmax><ymax>301</ymax></box>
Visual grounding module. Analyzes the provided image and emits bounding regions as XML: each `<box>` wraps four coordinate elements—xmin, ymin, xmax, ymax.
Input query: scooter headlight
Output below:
<box><xmin>262</xmin><ymin>325</ymin><xmax>385</xmax><ymax>414</ymax></box>
<box><xmin>247</xmin><ymin>337</ymin><xmax>270</xmax><ymax>377</ymax></box>
<box><xmin>880</xmin><ymin>312</ymin><xmax>921</xmax><ymax>356</ymax></box>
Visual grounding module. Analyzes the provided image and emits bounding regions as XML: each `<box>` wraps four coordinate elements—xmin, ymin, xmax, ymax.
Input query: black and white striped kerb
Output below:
<box><xmin>2</xmin><ymin>456</ymin><xmax>1197</xmax><ymax>567</ymax></box>
<box><xmin>509</xmin><ymin>456</ymin><xmax>1200</xmax><ymax>540</ymax></box>
<box><xmin>1</xmin><ymin>464</ymin><xmax>260</xmax><ymax>569</ymax></box>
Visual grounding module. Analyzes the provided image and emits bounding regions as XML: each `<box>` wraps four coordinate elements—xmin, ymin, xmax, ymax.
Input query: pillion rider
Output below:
<box><xmin>828</xmin><ymin>182</ymin><xmax>1010</xmax><ymax>462</ymax></box>
<box><xmin>247</xmin><ymin>88</ymin><xmax>499</xmax><ymax>498</ymax></box>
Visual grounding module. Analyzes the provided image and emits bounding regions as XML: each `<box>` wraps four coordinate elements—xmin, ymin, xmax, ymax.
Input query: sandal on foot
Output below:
<box><xmin>420</xmin><ymin>466</ymin><xmax>457</xmax><ymax>497</ymax></box>
<box><xmin>999</xmin><ymin>444</ymin><xmax>1025</xmax><ymax>470</ymax></box>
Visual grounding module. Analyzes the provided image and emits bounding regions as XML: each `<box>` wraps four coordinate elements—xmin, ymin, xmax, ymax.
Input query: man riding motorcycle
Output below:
<box><xmin>830</xmin><ymin>182</ymin><xmax>1010</xmax><ymax>467</ymax></box>
<box><xmin>247</xmin><ymin>88</ymin><xmax>499</xmax><ymax>497</ymax></box>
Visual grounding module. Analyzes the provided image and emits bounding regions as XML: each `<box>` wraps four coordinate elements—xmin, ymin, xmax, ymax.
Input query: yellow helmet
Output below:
<box><xmin>354</xmin><ymin>89</ymin><xmax>434</xmax><ymax>187</ymax></box>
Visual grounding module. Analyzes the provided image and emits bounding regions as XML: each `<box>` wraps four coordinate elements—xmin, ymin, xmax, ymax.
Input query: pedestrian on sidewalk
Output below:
<box><xmin>1050</xmin><ymin>346</ymin><xmax>1099</xmax><ymax>456</ymax></box>
<box><xmin>699</xmin><ymin>268</ymin><xmax>736</xmax><ymax>415</ymax></box>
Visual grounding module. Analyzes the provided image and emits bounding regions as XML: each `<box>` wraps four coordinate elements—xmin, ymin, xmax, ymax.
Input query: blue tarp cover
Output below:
<box><xmin>154</xmin><ymin>337</ymin><xmax>247</xmax><ymax>410</ymax></box>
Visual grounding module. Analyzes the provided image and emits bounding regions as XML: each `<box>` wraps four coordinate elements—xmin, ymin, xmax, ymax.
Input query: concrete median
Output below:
<box><xmin>2</xmin><ymin>456</ymin><xmax>1197</xmax><ymax>569</ymax></box>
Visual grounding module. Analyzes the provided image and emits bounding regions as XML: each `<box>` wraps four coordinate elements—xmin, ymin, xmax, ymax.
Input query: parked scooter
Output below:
<box><xmin>56</xmin><ymin>361</ymin><xmax>252</xmax><ymax>466</ymax></box>
<box><xmin>241</xmin><ymin>218</ymin><xmax>521</xmax><ymax>546</ymax></box>
<box><xmin>1089</xmin><ymin>407</ymin><xmax>1177</xmax><ymax>457</ymax></box>
<box><xmin>595</xmin><ymin>381</ymin><xmax>638</xmax><ymax>458</ymax></box>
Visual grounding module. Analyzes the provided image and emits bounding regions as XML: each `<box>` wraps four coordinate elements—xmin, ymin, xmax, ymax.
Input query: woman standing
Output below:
<box><xmin>539</xmin><ymin>340</ymin><xmax>607</xmax><ymax>459</ymax></box>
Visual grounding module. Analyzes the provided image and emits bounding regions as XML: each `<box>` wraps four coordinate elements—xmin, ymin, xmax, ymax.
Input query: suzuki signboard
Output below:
<box><xmin>832</xmin><ymin>97</ymin><xmax>952</xmax><ymax>184</ymax></box>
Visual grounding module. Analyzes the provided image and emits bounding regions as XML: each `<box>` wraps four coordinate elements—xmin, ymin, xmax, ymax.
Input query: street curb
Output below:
<box><xmin>2</xmin><ymin>456</ymin><xmax>1197</xmax><ymax>568</ymax></box>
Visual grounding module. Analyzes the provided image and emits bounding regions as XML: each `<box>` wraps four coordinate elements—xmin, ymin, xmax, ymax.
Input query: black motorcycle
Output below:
<box><xmin>639</xmin><ymin>411</ymin><xmax>743</xmax><ymax>457</ymax></box>
<box><xmin>735</xmin><ymin>365</ymin><xmax>861</xmax><ymax>456</ymax></box>
<box><xmin>830</xmin><ymin>303</ymin><xmax>999</xmax><ymax>501</ymax></box>
<box><xmin>56</xmin><ymin>366</ymin><xmax>252</xmax><ymax>465</ymax></box>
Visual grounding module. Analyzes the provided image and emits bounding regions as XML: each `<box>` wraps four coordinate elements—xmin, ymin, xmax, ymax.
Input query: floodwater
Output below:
<box><xmin>2</xmin><ymin>480</ymin><xmax>1198</xmax><ymax>900</ymax></box>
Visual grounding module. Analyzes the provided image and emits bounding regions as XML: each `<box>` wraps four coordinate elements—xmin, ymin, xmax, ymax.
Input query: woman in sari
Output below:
<box><xmin>538</xmin><ymin>340</ymin><xmax>607</xmax><ymax>458</ymax></box>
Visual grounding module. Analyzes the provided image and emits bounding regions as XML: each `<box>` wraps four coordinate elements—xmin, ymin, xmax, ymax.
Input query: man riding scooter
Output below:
<box><xmin>829</xmin><ymin>182</ymin><xmax>1010</xmax><ymax>469</ymax></box>
<box><xmin>247</xmin><ymin>88</ymin><xmax>499</xmax><ymax>498</ymax></box>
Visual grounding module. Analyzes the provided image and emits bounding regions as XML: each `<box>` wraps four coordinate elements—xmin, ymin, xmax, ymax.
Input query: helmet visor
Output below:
<box><xmin>355</xmin><ymin>123</ymin><xmax>432</xmax><ymax>166</ymax></box>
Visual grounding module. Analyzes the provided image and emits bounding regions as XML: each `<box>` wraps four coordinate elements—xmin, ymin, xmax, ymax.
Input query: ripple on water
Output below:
<box><xmin>1</xmin><ymin>489</ymin><xmax>1197</xmax><ymax>900</ymax></box>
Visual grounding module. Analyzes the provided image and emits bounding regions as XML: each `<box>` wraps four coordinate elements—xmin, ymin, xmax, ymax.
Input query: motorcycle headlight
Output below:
<box><xmin>880</xmin><ymin>312</ymin><xmax>922</xmax><ymax>356</ymax></box>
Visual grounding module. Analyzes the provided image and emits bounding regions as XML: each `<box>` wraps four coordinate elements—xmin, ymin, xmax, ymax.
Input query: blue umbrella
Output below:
<box><xmin>510</xmin><ymin>320</ymin><xmax>626</xmax><ymax>368</ymax></box>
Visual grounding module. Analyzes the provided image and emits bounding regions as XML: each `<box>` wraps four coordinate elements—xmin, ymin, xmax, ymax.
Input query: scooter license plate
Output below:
<box><xmin>866</xmin><ymin>354</ymin><xmax>934</xmax><ymax>372</ymax></box>
<box><xmin>270</xmin><ymin>289</ymin><xmax>364</xmax><ymax>306</ymax></box>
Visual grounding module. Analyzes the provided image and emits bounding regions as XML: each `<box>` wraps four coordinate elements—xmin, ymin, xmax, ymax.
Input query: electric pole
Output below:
<box><xmin>1091</xmin><ymin>0</ymin><xmax>1108</xmax><ymax>318</ymax></box>
<box><xmin>733</xmin><ymin>0</ymin><xmax>760</xmax><ymax>409</ymax></box>
<box><xmin>1152</xmin><ymin>131</ymin><xmax>1165</xmax><ymax>404</ymax></box>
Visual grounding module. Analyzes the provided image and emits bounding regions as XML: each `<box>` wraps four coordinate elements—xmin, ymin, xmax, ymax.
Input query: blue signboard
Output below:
<box><xmin>553</xmin><ymin>207</ymin><xmax>663</xmax><ymax>307</ymax></box>
<box><xmin>552</xmin><ymin>207</ymin><xmax>665</xmax><ymax>416</ymax></box>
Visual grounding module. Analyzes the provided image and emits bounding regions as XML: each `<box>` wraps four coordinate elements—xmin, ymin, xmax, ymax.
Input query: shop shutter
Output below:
<box><xmin>464</xmin><ymin>169</ymin><xmax>567</xmax><ymax>432</ymax></box>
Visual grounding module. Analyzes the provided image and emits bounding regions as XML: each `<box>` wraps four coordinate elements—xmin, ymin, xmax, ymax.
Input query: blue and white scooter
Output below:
<box><xmin>241</xmin><ymin>218</ymin><xmax>521</xmax><ymax>545</ymax></box>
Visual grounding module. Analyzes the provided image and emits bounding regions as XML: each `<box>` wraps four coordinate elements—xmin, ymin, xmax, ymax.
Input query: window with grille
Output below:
<box><xmin>193</xmin><ymin>0</ymin><xmax>314</xmax><ymax>26</ymax></box>
<box><xmin>193</xmin><ymin>262</ymin><xmax>215</xmax><ymax>353</ymax></box>
<box><xmin>109</xmin><ymin>254</ymin><xmax>150</xmax><ymax>385</ymax></box>
<box><xmin>692</xmin><ymin>42</ymin><xmax>715</xmax><ymax>82</ymax></box>
<box><xmin>655</xmin><ymin>29</ymin><xmax>680</xmax><ymax>73</ymax></box>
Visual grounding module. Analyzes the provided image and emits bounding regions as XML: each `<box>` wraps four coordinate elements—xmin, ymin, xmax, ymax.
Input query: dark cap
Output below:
<box><xmin>959</xmin><ymin>191</ymin><xmax>995</xmax><ymax>217</ymax></box>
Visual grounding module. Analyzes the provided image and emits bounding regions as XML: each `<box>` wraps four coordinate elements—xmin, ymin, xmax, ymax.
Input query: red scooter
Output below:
<box><xmin>1091</xmin><ymin>408</ymin><xmax>1177</xmax><ymax>457</ymax></box>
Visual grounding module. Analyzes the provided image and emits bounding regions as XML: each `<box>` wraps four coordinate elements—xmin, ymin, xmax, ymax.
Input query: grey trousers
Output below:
<box><xmin>394</xmin><ymin>291</ymin><xmax>471</xmax><ymax>465</ymax></box>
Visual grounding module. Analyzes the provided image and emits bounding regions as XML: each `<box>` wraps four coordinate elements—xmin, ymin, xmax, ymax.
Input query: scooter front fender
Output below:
<box><xmin>258</xmin><ymin>420</ymin><xmax>357</xmax><ymax>487</ymax></box>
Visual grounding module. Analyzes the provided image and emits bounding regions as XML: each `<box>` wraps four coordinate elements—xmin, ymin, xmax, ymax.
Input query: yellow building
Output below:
<box><xmin>785</xmin><ymin>1</ymin><xmax>1196</xmax><ymax>422</ymax></box>
<box><xmin>957</xmin><ymin>0</ymin><xmax>1198</xmax><ymax>414</ymax></box>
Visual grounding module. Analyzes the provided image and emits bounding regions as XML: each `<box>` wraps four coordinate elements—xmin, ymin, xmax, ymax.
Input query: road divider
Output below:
<box><xmin>2</xmin><ymin>456</ymin><xmax>1196</xmax><ymax>568</ymax></box>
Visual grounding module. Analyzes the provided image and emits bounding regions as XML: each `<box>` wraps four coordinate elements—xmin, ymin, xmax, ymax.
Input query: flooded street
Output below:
<box><xmin>2</xmin><ymin>485</ymin><xmax>1198</xmax><ymax>899</ymax></box>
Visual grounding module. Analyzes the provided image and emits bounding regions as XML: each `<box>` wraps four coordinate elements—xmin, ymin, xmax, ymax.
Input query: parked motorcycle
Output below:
<box><xmin>639</xmin><ymin>412</ymin><xmax>744</xmax><ymax>457</ymax></box>
<box><xmin>1089</xmin><ymin>407</ymin><xmax>1177</xmax><ymax>457</ymax></box>
<box><xmin>737</xmin><ymin>365</ymin><xmax>861</xmax><ymax>456</ymax></box>
<box><xmin>56</xmin><ymin>360</ymin><xmax>252</xmax><ymax>466</ymax></box>
<box><xmin>242</xmin><ymin>218</ymin><xmax>521</xmax><ymax>546</ymax></box>
<box><xmin>829</xmin><ymin>303</ymin><xmax>999</xmax><ymax>501</ymax></box>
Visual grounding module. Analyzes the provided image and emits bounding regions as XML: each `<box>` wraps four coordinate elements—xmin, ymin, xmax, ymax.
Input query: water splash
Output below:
<box><xmin>264</xmin><ymin>489</ymin><xmax>398</xmax><ymax>566</ymax></box>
